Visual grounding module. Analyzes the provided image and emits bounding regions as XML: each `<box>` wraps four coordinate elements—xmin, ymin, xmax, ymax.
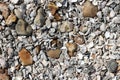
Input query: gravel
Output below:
<box><xmin>0</xmin><ymin>0</ymin><xmax>120</xmax><ymax>80</ymax></box>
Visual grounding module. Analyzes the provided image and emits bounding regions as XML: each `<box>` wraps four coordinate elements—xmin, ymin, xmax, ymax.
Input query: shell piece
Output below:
<box><xmin>82</xmin><ymin>1</ymin><xmax>98</xmax><ymax>17</ymax></box>
<box><xmin>47</xmin><ymin>49</ymin><xmax>61</xmax><ymax>59</ymax></box>
<box><xmin>66</xmin><ymin>42</ymin><xmax>77</xmax><ymax>57</ymax></box>
<box><xmin>19</xmin><ymin>48</ymin><xmax>33</xmax><ymax>66</ymax></box>
<box><xmin>0</xmin><ymin>2</ymin><xmax>9</xmax><ymax>19</ymax></box>
<box><xmin>6</xmin><ymin>13</ymin><xmax>17</xmax><ymax>25</ymax></box>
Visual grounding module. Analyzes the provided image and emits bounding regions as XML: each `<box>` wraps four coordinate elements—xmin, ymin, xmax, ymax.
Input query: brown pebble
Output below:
<box><xmin>0</xmin><ymin>69</ymin><xmax>10</xmax><ymax>80</ymax></box>
<box><xmin>74</xmin><ymin>35</ymin><xmax>85</xmax><ymax>45</ymax></box>
<box><xmin>35</xmin><ymin>45</ymin><xmax>41</xmax><ymax>54</ymax></box>
<box><xmin>0</xmin><ymin>2</ymin><xmax>9</xmax><ymax>19</ymax></box>
<box><xmin>19</xmin><ymin>48</ymin><xmax>33</xmax><ymax>66</ymax></box>
<box><xmin>82</xmin><ymin>1</ymin><xmax>98</xmax><ymax>17</ymax></box>
<box><xmin>66</xmin><ymin>43</ymin><xmax>77</xmax><ymax>57</ymax></box>
<box><xmin>47</xmin><ymin>49</ymin><xmax>61</xmax><ymax>59</ymax></box>
<box><xmin>6</xmin><ymin>13</ymin><xmax>17</xmax><ymax>25</ymax></box>
<box><xmin>54</xmin><ymin>13</ymin><xmax>61</xmax><ymax>21</ymax></box>
<box><xmin>48</xmin><ymin>2</ymin><xmax>58</xmax><ymax>15</ymax></box>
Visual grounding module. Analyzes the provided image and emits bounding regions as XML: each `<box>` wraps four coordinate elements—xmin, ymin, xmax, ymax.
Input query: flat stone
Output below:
<box><xmin>14</xmin><ymin>9</ymin><xmax>22</xmax><ymax>19</ymax></box>
<box><xmin>107</xmin><ymin>59</ymin><xmax>118</xmax><ymax>73</ymax></box>
<box><xmin>19</xmin><ymin>48</ymin><xmax>33</xmax><ymax>66</ymax></box>
<box><xmin>47</xmin><ymin>49</ymin><xmax>61</xmax><ymax>59</ymax></box>
<box><xmin>34</xmin><ymin>8</ymin><xmax>45</xmax><ymax>26</ymax></box>
<box><xmin>15</xmin><ymin>19</ymin><xmax>33</xmax><ymax>36</ymax></box>
<box><xmin>82</xmin><ymin>1</ymin><xmax>98</xmax><ymax>17</ymax></box>
<box><xmin>6</xmin><ymin>13</ymin><xmax>17</xmax><ymax>25</ymax></box>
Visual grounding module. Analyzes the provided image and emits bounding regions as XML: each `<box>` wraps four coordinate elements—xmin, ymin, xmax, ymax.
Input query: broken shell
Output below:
<box><xmin>6</xmin><ymin>13</ymin><xmax>17</xmax><ymax>25</ymax></box>
<box><xmin>66</xmin><ymin>42</ymin><xmax>77</xmax><ymax>57</ymax></box>
<box><xmin>47</xmin><ymin>49</ymin><xmax>61</xmax><ymax>59</ymax></box>
<box><xmin>19</xmin><ymin>48</ymin><xmax>33</xmax><ymax>66</ymax></box>
<box><xmin>82</xmin><ymin>1</ymin><xmax>98</xmax><ymax>17</ymax></box>
<box><xmin>0</xmin><ymin>2</ymin><xmax>9</xmax><ymax>19</ymax></box>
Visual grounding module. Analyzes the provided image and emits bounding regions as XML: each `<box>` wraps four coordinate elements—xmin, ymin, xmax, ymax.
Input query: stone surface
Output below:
<box><xmin>6</xmin><ymin>13</ymin><xmax>17</xmax><ymax>25</ymax></box>
<box><xmin>66</xmin><ymin>42</ymin><xmax>77</xmax><ymax>57</ymax></box>
<box><xmin>107</xmin><ymin>59</ymin><xmax>118</xmax><ymax>73</ymax></box>
<box><xmin>34</xmin><ymin>8</ymin><xmax>45</xmax><ymax>26</ymax></box>
<box><xmin>15</xmin><ymin>19</ymin><xmax>33</xmax><ymax>36</ymax></box>
<box><xmin>82</xmin><ymin>1</ymin><xmax>98</xmax><ymax>17</ymax></box>
<box><xmin>0</xmin><ymin>2</ymin><xmax>9</xmax><ymax>19</ymax></box>
<box><xmin>47</xmin><ymin>49</ymin><xmax>61</xmax><ymax>59</ymax></box>
<box><xmin>19</xmin><ymin>48</ymin><xmax>33</xmax><ymax>66</ymax></box>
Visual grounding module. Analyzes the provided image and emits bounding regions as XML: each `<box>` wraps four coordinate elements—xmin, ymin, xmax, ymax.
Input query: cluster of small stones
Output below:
<box><xmin>0</xmin><ymin>0</ymin><xmax>120</xmax><ymax>80</ymax></box>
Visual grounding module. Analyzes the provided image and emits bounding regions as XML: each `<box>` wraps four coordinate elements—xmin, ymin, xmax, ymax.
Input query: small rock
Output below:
<box><xmin>14</xmin><ymin>9</ymin><xmax>22</xmax><ymax>18</ymax></box>
<box><xmin>107</xmin><ymin>59</ymin><xmax>118</xmax><ymax>73</ymax></box>
<box><xmin>46</xmin><ymin>49</ymin><xmax>61</xmax><ymax>59</ymax></box>
<box><xmin>82</xmin><ymin>1</ymin><xmax>98</xmax><ymax>17</ymax></box>
<box><xmin>100</xmin><ymin>23</ymin><xmax>106</xmax><ymax>31</ymax></box>
<box><xmin>112</xmin><ymin>16</ymin><xmax>120</xmax><ymax>24</ymax></box>
<box><xmin>109</xmin><ymin>10</ymin><xmax>115</xmax><ymax>18</ymax></box>
<box><xmin>6</xmin><ymin>13</ymin><xmax>17</xmax><ymax>25</ymax></box>
<box><xmin>0</xmin><ymin>69</ymin><xmax>10</xmax><ymax>80</ymax></box>
<box><xmin>59</xmin><ymin>21</ymin><xmax>73</xmax><ymax>32</ymax></box>
<box><xmin>48</xmin><ymin>2</ymin><xmax>58</xmax><ymax>15</ymax></box>
<box><xmin>0</xmin><ymin>57</ymin><xmax>6</xmax><ymax>68</ymax></box>
<box><xmin>34</xmin><ymin>8</ymin><xmax>46</xmax><ymax>26</ymax></box>
<box><xmin>34</xmin><ymin>45</ymin><xmax>41</xmax><ymax>54</ymax></box>
<box><xmin>74</xmin><ymin>34</ymin><xmax>85</xmax><ymax>45</ymax></box>
<box><xmin>15</xmin><ymin>19</ymin><xmax>33</xmax><ymax>36</ymax></box>
<box><xmin>0</xmin><ymin>2</ymin><xmax>9</xmax><ymax>19</ymax></box>
<box><xmin>19</xmin><ymin>48</ymin><xmax>33</xmax><ymax>66</ymax></box>
<box><xmin>66</xmin><ymin>42</ymin><xmax>77</xmax><ymax>57</ymax></box>
<box><xmin>54</xmin><ymin>13</ymin><xmax>61</xmax><ymax>21</ymax></box>
<box><xmin>10</xmin><ymin>0</ymin><xmax>19</xmax><ymax>4</ymax></box>
<box><xmin>79</xmin><ymin>26</ymin><xmax>88</xmax><ymax>33</ymax></box>
<box><xmin>105</xmin><ymin>31</ymin><xmax>110</xmax><ymax>39</ymax></box>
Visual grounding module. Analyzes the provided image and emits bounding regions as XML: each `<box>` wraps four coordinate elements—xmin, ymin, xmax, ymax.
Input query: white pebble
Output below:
<box><xmin>10</xmin><ymin>0</ymin><xmax>19</xmax><ymax>4</ymax></box>
<box><xmin>110</xmin><ymin>10</ymin><xmax>115</xmax><ymax>18</ymax></box>
<box><xmin>100</xmin><ymin>23</ymin><xmax>106</xmax><ymax>31</ymax></box>
<box><xmin>105</xmin><ymin>31</ymin><xmax>110</xmax><ymax>38</ymax></box>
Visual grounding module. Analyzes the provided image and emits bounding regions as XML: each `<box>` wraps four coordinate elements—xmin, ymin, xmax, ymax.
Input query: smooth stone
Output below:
<box><xmin>34</xmin><ymin>8</ymin><xmax>45</xmax><ymax>26</ymax></box>
<box><xmin>10</xmin><ymin>0</ymin><xmax>19</xmax><ymax>4</ymax></box>
<box><xmin>105</xmin><ymin>31</ymin><xmax>110</xmax><ymax>39</ymax></box>
<box><xmin>14</xmin><ymin>9</ymin><xmax>23</xmax><ymax>18</ymax></box>
<box><xmin>6</xmin><ymin>13</ymin><xmax>17</xmax><ymax>25</ymax></box>
<box><xmin>15</xmin><ymin>19</ymin><xmax>32</xmax><ymax>36</ymax></box>
<box><xmin>100</xmin><ymin>23</ymin><xmax>106</xmax><ymax>31</ymax></box>
<box><xmin>107</xmin><ymin>59</ymin><xmax>118</xmax><ymax>73</ymax></box>
<box><xmin>109</xmin><ymin>10</ymin><xmax>115</xmax><ymax>18</ymax></box>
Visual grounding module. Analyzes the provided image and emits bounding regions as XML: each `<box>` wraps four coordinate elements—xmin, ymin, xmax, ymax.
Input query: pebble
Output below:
<box><xmin>107</xmin><ymin>59</ymin><xmax>118</xmax><ymax>73</ymax></box>
<box><xmin>66</xmin><ymin>42</ymin><xmax>77</xmax><ymax>57</ymax></box>
<box><xmin>34</xmin><ymin>8</ymin><xmax>46</xmax><ymax>26</ymax></box>
<box><xmin>82</xmin><ymin>1</ymin><xmax>98</xmax><ymax>17</ymax></box>
<box><xmin>109</xmin><ymin>10</ymin><xmax>115</xmax><ymax>18</ymax></box>
<box><xmin>59</xmin><ymin>21</ymin><xmax>73</xmax><ymax>32</ymax></box>
<box><xmin>48</xmin><ymin>2</ymin><xmax>58</xmax><ymax>15</ymax></box>
<box><xmin>14</xmin><ymin>9</ymin><xmax>23</xmax><ymax>19</ymax></box>
<box><xmin>74</xmin><ymin>35</ymin><xmax>85</xmax><ymax>45</ymax></box>
<box><xmin>105</xmin><ymin>31</ymin><xmax>110</xmax><ymax>39</ymax></box>
<box><xmin>46</xmin><ymin>49</ymin><xmax>61</xmax><ymax>59</ymax></box>
<box><xmin>112</xmin><ymin>16</ymin><xmax>120</xmax><ymax>24</ymax></box>
<box><xmin>0</xmin><ymin>69</ymin><xmax>10</xmax><ymax>80</ymax></box>
<box><xmin>0</xmin><ymin>57</ymin><xmax>6</xmax><ymax>68</ymax></box>
<box><xmin>6</xmin><ymin>13</ymin><xmax>17</xmax><ymax>25</ymax></box>
<box><xmin>15</xmin><ymin>19</ymin><xmax>33</xmax><ymax>36</ymax></box>
<box><xmin>19</xmin><ymin>48</ymin><xmax>33</xmax><ymax>66</ymax></box>
<box><xmin>0</xmin><ymin>2</ymin><xmax>9</xmax><ymax>19</ymax></box>
<box><xmin>100</xmin><ymin>23</ymin><xmax>106</xmax><ymax>31</ymax></box>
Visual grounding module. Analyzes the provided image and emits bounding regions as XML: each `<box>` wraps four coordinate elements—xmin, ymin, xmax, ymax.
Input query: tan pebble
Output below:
<box><xmin>35</xmin><ymin>45</ymin><xmax>41</xmax><ymax>54</ymax></box>
<box><xmin>82</xmin><ymin>1</ymin><xmax>98</xmax><ymax>17</ymax></box>
<box><xmin>19</xmin><ymin>48</ymin><xmax>33</xmax><ymax>66</ymax></box>
<box><xmin>54</xmin><ymin>13</ymin><xmax>61</xmax><ymax>21</ymax></box>
<box><xmin>0</xmin><ymin>2</ymin><xmax>9</xmax><ymax>19</ymax></box>
<box><xmin>48</xmin><ymin>2</ymin><xmax>58</xmax><ymax>15</ymax></box>
<box><xmin>0</xmin><ymin>69</ymin><xmax>10</xmax><ymax>80</ymax></box>
<box><xmin>66</xmin><ymin>43</ymin><xmax>77</xmax><ymax>57</ymax></box>
<box><xmin>47</xmin><ymin>49</ymin><xmax>61</xmax><ymax>59</ymax></box>
<box><xmin>6</xmin><ymin>13</ymin><xmax>17</xmax><ymax>25</ymax></box>
<box><xmin>74</xmin><ymin>35</ymin><xmax>85</xmax><ymax>45</ymax></box>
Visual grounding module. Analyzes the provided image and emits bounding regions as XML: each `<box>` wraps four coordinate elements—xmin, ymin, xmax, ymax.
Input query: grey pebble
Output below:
<box><xmin>107</xmin><ymin>59</ymin><xmax>118</xmax><ymax>73</ymax></box>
